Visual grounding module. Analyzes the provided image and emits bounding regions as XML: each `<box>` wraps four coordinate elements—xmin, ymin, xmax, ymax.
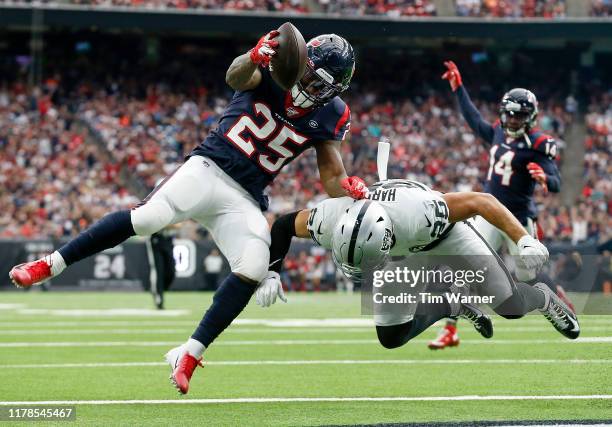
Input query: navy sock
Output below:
<box><xmin>191</xmin><ymin>273</ymin><xmax>256</xmax><ymax>348</ymax></box>
<box><xmin>58</xmin><ymin>210</ymin><xmax>135</xmax><ymax>266</ymax></box>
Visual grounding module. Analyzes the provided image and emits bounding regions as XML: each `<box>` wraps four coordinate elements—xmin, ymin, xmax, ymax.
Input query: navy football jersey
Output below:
<box><xmin>456</xmin><ymin>86</ymin><xmax>561</xmax><ymax>223</ymax></box>
<box><xmin>190</xmin><ymin>68</ymin><xmax>351</xmax><ymax>211</ymax></box>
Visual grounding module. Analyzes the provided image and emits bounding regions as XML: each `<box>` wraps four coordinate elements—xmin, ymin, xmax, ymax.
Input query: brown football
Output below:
<box><xmin>270</xmin><ymin>22</ymin><xmax>307</xmax><ymax>91</ymax></box>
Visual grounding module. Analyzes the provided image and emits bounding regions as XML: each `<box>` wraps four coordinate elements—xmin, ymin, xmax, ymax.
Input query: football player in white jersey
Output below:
<box><xmin>256</xmin><ymin>180</ymin><xmax>580</xmax><ymax>347</ymax></box>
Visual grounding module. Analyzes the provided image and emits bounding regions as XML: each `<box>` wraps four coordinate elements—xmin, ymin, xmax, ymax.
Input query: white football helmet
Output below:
<box><xmin>331</xmin><ymin>200</ymin><xmax>394</xmax><ymax>281</ymax></box>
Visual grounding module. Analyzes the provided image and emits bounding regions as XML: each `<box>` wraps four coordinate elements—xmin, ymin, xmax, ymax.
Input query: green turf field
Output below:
<box><xmin>0</xmin><ymin>291</ymin><xmax>610</xmax><ymax>426</ymax></box>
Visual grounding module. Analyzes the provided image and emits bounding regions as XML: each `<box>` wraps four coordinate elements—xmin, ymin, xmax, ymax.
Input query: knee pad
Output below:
<box><xmin>376</xmin><ymin>323</ymin><xmax>413</xmax><ymax>349</ymax></box>
<box><xmin>231</xmin><ymin>238</ymin><xmax>270</xmax><ymax>283</ymax></box>
<box><xmin>131</xmin><ymin>199</ymin><xmax>175</xmax><ymax>236</ymax></box>
<box><xmin>378</xmin><ymin>336</ymin><xmax>404</xmax><ymax>349</ymax></box>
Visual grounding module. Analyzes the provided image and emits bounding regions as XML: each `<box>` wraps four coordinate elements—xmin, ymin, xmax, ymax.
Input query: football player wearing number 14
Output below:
<box><xmin>430</xmin><ymin>60</ymin><xmax>571</xmax><ymax>350</ymax></box>
<box><xmin>9</xmin><ymin>31</ymin><xmax>366</xmax><ymax>394</ymax></box>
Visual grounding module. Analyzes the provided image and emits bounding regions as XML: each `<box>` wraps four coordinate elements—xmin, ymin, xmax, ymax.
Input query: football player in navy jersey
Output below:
<box><xmin>428</xmin><ymin>60</ymin><xmax>571</xmax><ymax>349</ymax></box>
<box><xmin>9</xmin><ymin>31</ymin><xmax>367</xmax><ymax>394</ymax></box>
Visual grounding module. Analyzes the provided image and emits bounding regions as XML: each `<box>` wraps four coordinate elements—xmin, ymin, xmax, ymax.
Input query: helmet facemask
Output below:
<box><xmin>291</xmin><ymin>62</ymin><xmax>343</xmax><ymax>108</ymax></box>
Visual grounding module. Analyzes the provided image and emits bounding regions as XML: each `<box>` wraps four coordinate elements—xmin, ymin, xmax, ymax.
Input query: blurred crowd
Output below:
<box><xmin>455</xmin><ymin>0</ymin><xmax>566</xmax><ymax>17</ymax></box>
<box><xmin>536</xmin><ymin>90</ymin><xmax>611</xmax><ymax>247</ymax></box>
<box><xmin>9</xmin><ymin>0</ymin><xmax>612</xmax><ymax>17</ymax></box>
<box><xmin>0</xmin><ymin>82</ymin><xmax>137</xmax><ymax>239</ymax></box>
<box><xmin>590</xmin><ymin>0</ymin><xmax>612</xmax><ymax>16</ymax></box>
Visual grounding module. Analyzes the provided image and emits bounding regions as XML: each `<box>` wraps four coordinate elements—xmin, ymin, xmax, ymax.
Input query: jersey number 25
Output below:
<box><xmin>225</xmin><ymin>102</ymin><xmax>308</xmax><ymax>173</ymax></box>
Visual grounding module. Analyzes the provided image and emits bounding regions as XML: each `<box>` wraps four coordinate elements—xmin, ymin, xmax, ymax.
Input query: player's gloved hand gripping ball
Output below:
<box><xmin>341</xmin><ymin>176</ymin><xmax>368</xmax><ymax>200</ymax></box>
<box><xmin>250</xmin><ymin>30</ymin><xmax>280</xmax><ymax>68</ymax></box>
<box><xmin>441</xmin><ymin>60</ymin><xmax>463</xmax><ymax>92</ymax></box>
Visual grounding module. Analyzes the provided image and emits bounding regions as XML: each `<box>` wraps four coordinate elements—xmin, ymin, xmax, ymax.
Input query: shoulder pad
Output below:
<box><xmin>530</xmin><ymin>131</ymin><xmax>557</xmax><ymax>157</ymax></box>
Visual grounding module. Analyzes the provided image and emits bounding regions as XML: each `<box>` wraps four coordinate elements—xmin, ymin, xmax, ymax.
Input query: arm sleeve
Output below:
<box><xmin>456</xmin><ymin>85</ymin><xmax>495</xmax><ymax>144</ymax></box>
<box><xmin>534</xmin><ymin>152</ymin><xmax>562</xmax><ymax>193</ymax></box>
<box><xmin>268</xmin><ymin>211</ymin><xmax>299</xmax><ymax>274</ymax></box>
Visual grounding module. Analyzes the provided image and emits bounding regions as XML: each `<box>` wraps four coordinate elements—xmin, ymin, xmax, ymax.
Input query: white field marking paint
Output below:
<box><xmin>0</xmin><ymin>321</ymin><xmax>198</xmax><ymax>328</ymax></box>
<box><xmin>15</xmin><ymin>309</ymin><xmax>190</xmax><ymax>317</ymax></box>
<box><xmin>0</xmin><ymin>329</ymin><xmax>190</xmax><ymax>336</ymax></box>
<box><xmin>0</xmin><ymin>337</ymin><xmax>611</xmax><ymax>348</ymax></box>
<box><xmin>2</xmin><ymin>326</ymin><xmax>612</xmax><ymax>335</ymax></box>
<box><xmin>1</xmin><ymin>359</ymin><xmax>611</xmax><ymax>369</ymax></box>
<box><xmin>0</xmin><ymin>395</ymin><xmax>610</xmax><ymax>406</ymax></box>
<box><xmin>0</xmin><ymin>304</ymin><xmax>26</xmax><ymax>310</ymax></box>
<box><xmin>1</xmin><ymin>317</ymin><xmax>611</xmax><ymax>327</ymax></box>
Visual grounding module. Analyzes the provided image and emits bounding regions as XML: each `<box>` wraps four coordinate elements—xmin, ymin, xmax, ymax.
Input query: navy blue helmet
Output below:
<box><xmin>291</xmin><ymin>34</ymin><xmax>355</xmax><ymax>108</ymax></box>
<box><xmin>499</xmin><ymin>88</ymin><xmax>539</xmax><ymax>138</ymax></box>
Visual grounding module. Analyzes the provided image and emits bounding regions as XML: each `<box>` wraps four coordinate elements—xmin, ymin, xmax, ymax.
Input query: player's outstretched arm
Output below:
<box><xmin>443</xmin><ymin>192</ymin><xmax>526</xmax><ymax>243</ymax></box>
<box><xmin>442</xmin><ymin>61</ymin><xmax>495</xmax><ymax>144</ymax></box>
<box><xmin>443</xmin><ymin>192</ymin><xmax>549</xmax><ymax>271</ymax></box>
<box><xmin>315</xmin><ymin>141</ymin><xmax>367</xmax><ymax>199</ymax></box>
<box><xmin>225</xmin><ymin>30</ymin><xmax>279</xmax><ymax>91</ymax></box>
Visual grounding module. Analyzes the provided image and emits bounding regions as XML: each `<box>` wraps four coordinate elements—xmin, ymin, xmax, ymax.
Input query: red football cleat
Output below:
<box><xmin>165</xmin><ymin>346</ymin><xmax>203</xmax><ymax>395</ymax></box>
<box><xmin>556</xmin><ymin>285</ymin><xmax>576</xmax><ymax>314</ymax></box>
<box><xmin>9</xmin><ymin>259</ymin><xmax>53</xmax><ymax>288</ymax></box>
<box><xmin>428</xmin><ymin>325</ymin><xmax>460</xmax><ymax>350</ymax></box>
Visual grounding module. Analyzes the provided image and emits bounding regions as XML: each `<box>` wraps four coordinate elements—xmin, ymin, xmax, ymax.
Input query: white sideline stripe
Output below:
<box><xmin>0</xmin><ymin>395</ymin><xmax>611</xmax><ymax>406</ymax></box>
<box><xmin>0</xmin><ymin>317</ymin><xmax>611</xmax><ymax>328</ymax></box>
<box><xmin>2</xmin><ymin>326</ymin><xmax>612</xmax><ymax>335</ymax></box>
<box><xmin>16</xmin><ymin>309</ymin><xmax>190</xmax><ymax>317</ymax></box>
<box><xmin>1</xmin><ymin>359</ymin><xmax>611</xmax><ymax>369</ymax></box>
<box><xmin>0</xmin><ymin>304</ymin><xmax>26</xmax><ymax>310</ymax></box>
<box><xmin>0</xmin><ymin>337</ymin><xmax>611</xmax><ymax>347</ymax></box>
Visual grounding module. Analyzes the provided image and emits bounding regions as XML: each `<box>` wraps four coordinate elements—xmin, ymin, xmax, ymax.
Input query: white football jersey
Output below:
<box><xmin>307</xmin><ymin>179</ymin><xmax>451</xmax><ymax>255</ymax></box>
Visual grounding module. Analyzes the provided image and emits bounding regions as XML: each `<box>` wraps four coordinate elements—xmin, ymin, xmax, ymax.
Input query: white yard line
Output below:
<box><xmin>0</xmin><ymin>317</ymin><xmax>610</xmax><ymax>328</ymax></box>
<box><xmin>15</xmin><ymin>309</ymin><xmax>190</xmax><ymax>317</ymax></box>
<box><xmin>0</xmin><ymin>337</ymin><xmax>610</xmax><ymax>348</ymax></box>
<box><xmin>0</xmin><ymin>359</ymin><xmax>611</xmax><ymax>369</ymax></box>
<box><xmin>0</xmin><ymin>395</ymin><xmax>610</xmax><ymax>406</ymax></box>
<box><xmin>1</xmin><ymin>326</ymin><xmax>612</xmax><ymax>335</ymax></box>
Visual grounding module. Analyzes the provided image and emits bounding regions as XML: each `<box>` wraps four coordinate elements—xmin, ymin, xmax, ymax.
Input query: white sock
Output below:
<box><xmin>184</xmin><ymin>338</ymin><xmax>205</xmax><ymax>359</ymax></box>
<box><xmin>44</xmin><ymin>251</ymin><xmax>67</xmax><ymax>277</ymax></box>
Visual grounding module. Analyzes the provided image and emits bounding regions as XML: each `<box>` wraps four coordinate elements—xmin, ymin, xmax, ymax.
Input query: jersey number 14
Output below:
<box><xmin>487</xmin><ymin>146</ymin><xmax>515</xmax><ymax>186</ymax></box>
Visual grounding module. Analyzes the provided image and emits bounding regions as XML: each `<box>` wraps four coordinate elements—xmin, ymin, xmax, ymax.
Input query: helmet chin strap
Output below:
<box><xmin>505</xmin><ymin>127</ymin><xmax>526</xmax><ymax>138</ymax></box>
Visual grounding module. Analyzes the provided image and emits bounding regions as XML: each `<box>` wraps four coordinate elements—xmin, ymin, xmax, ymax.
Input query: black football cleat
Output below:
<box><xmin>534</xmin><ymin>283</ymin><xmax>580</xmax><ymax>339</ymax></box>
<box><xmin>459</xmin><ymin>302</ymin><xmax>493</xmax><ymax>339</ymax></box>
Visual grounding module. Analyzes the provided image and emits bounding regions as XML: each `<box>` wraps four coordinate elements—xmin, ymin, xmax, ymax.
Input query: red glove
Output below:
<box><xmin>527</xmin><ymin>162</ymin><xmax>548</xmax><ymax>193</ymax></box>
<box><xmin>441</xmin><ymin>60</ymin><xmax>463</xmax><ymax>92</ymax></box>
<box><xmin>341</xmin><ymin>176</ymin><xmax>368</xmax><ymax>200</ymax></box>
<box><xmin>249</xmin><ymin>30</ymin><xmax>280</xmax><ymax>68</ymax></box>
